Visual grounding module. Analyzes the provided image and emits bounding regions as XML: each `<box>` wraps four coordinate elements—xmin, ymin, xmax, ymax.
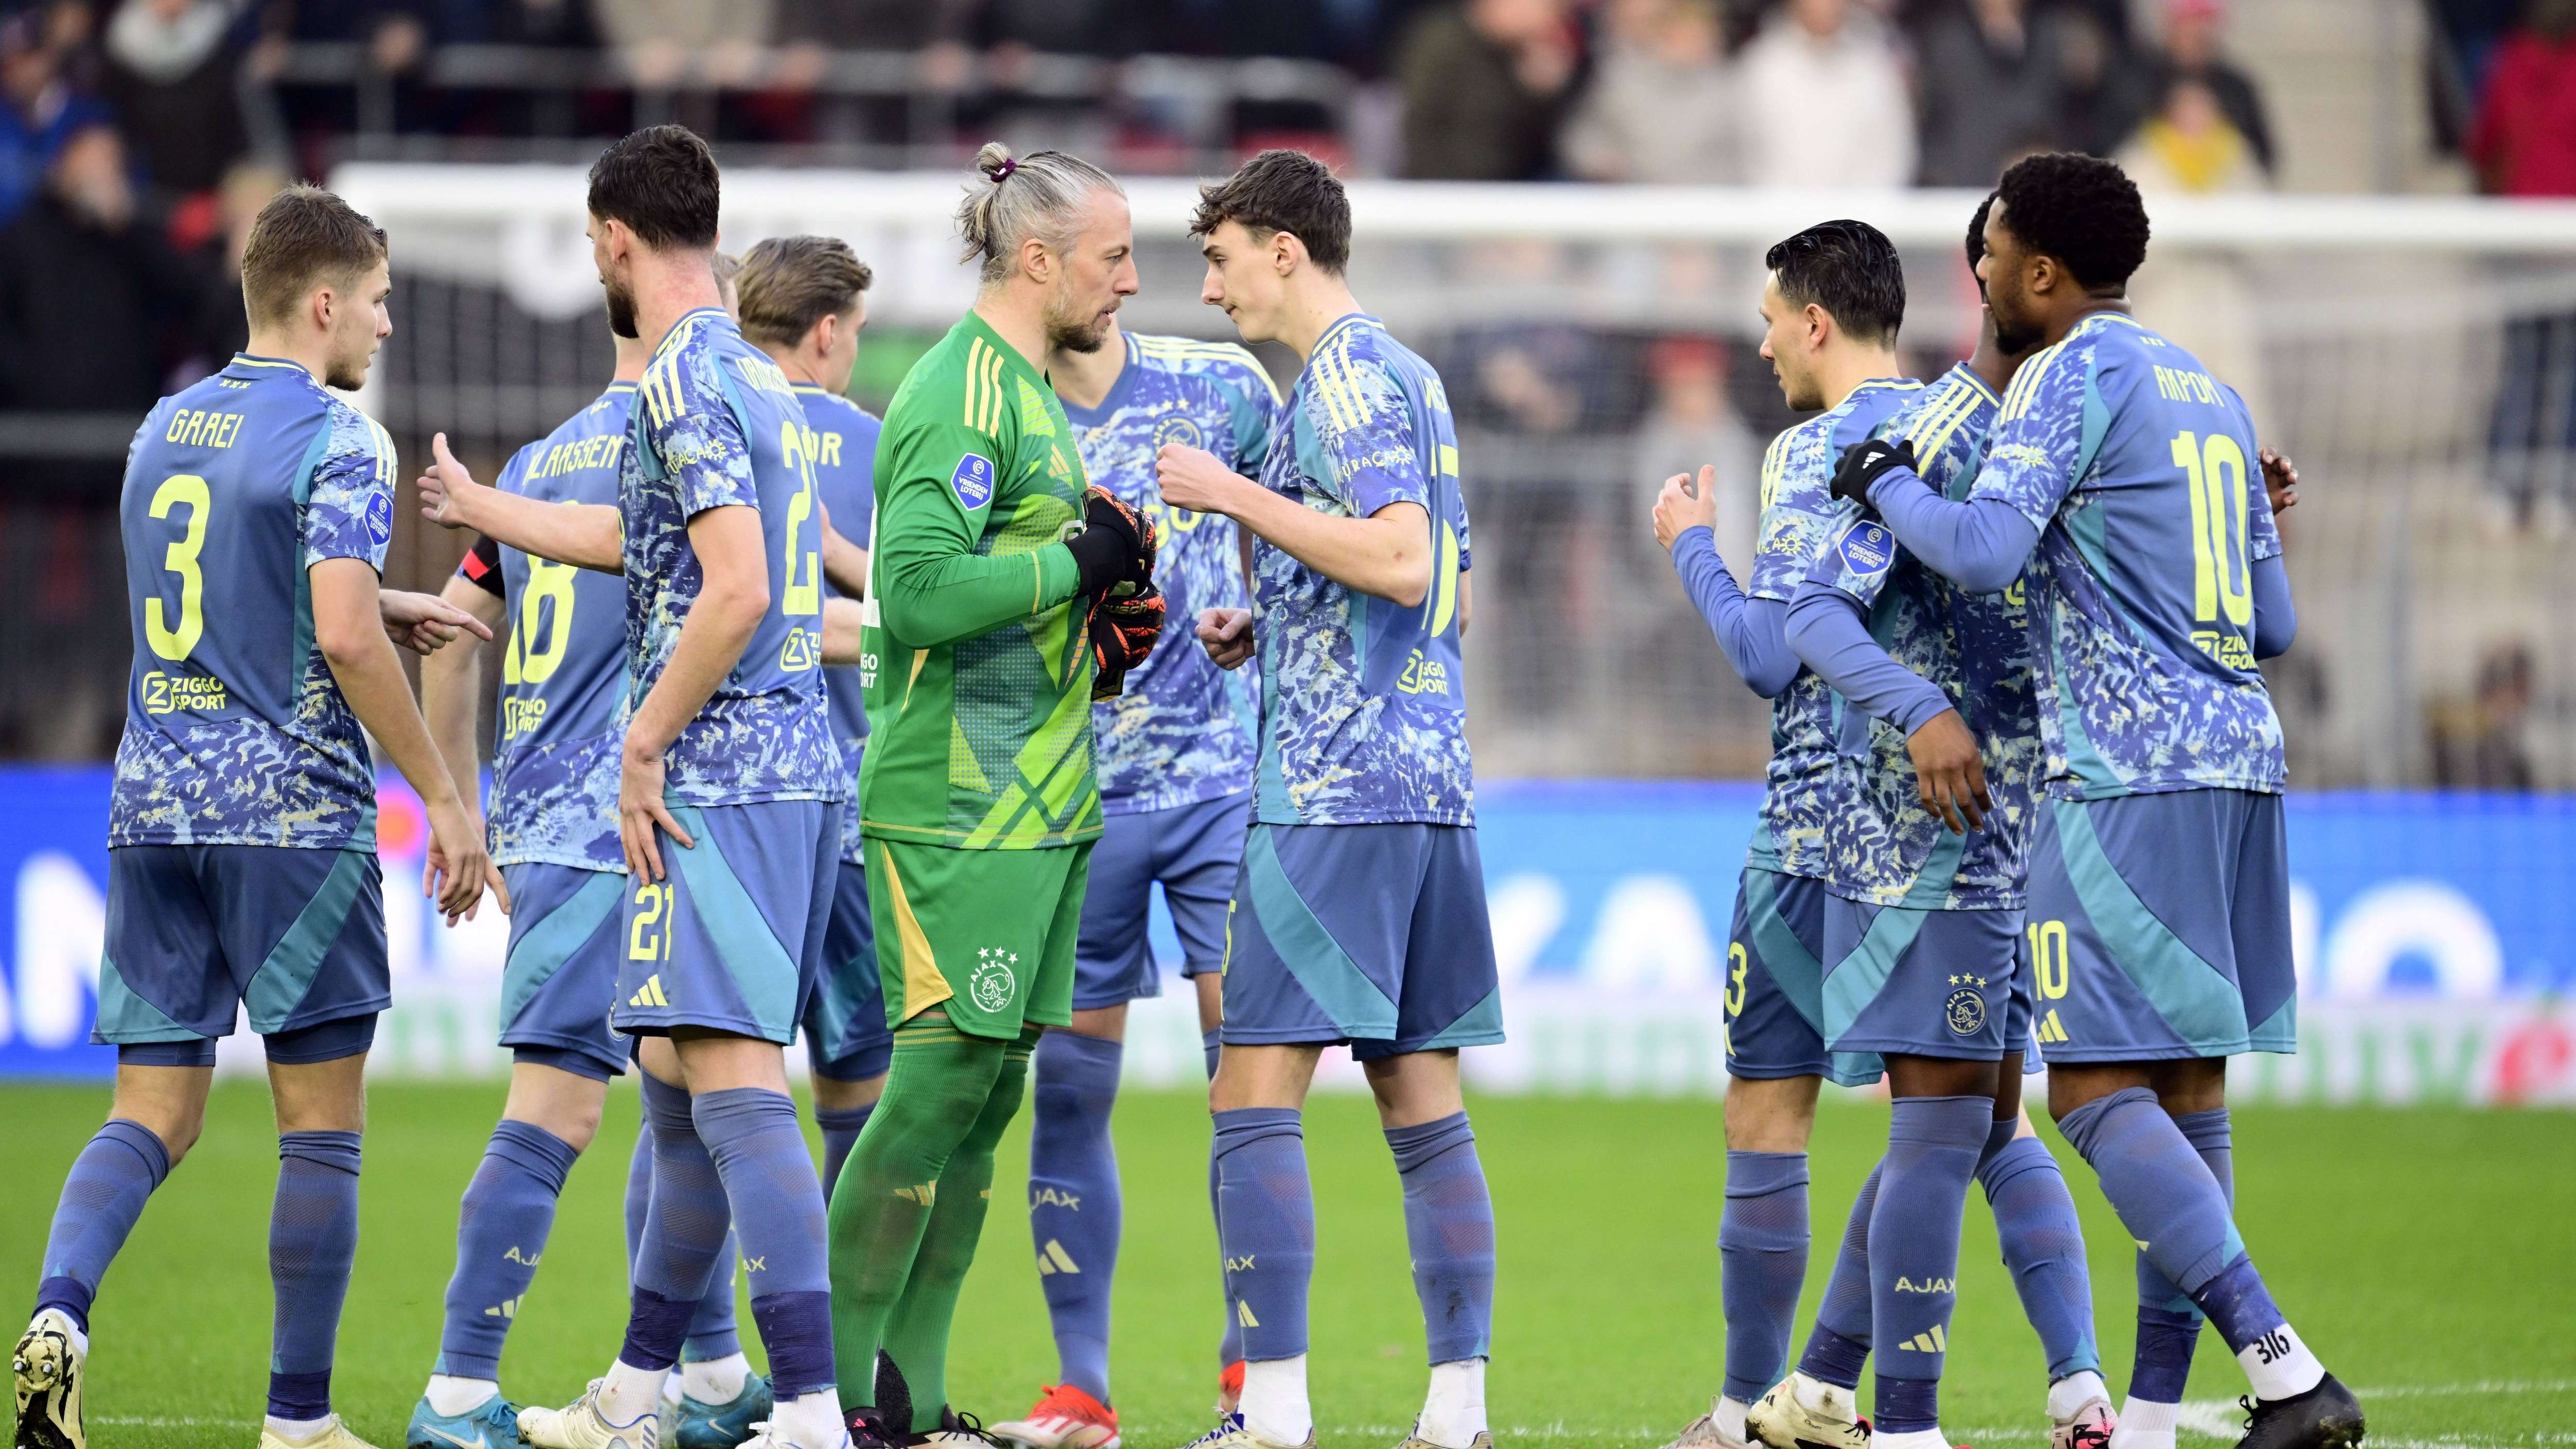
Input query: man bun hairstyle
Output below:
<box><xmin>1765</xmin><ymin>218</ymin><xmax>1905</xmax><ymax>347</ymax></box>
<box><xmin>737</xmin><ymin>236</ymin><xmax>874</xmax><ymax>347</ymax></box>
<box><xmin>240</xmin><ymin>183</ymin><xmax>388</xmax><ymax>328</ymax></box>
<box><xmin>956</xmin><ymin>141</ymin><xmax>1122</xmax><ymax>286</ymax></box>
<box><xmin>587</xmin><ymin>124</ymin><xmax>721</xmax><ymax>251</ymax></box>
<box><xmin>1189</xmin><ymin>148</ymin><xmax>1350</xmax><ymax>274</ymax></box>
<box><xmin>1994</xmin><ymin>151</ymin><xmax>2150</xmax><ymax>292</ymax></box>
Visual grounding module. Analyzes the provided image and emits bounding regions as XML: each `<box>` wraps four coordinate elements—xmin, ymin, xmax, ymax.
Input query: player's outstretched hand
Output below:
<box><xmin>1652</xmin><ymin>465</ymin><xmax>1720</xmax><ymax>551</ymax></box>
<box><xmin>1155</xmin><ymin>443</ymin><xmax>1246</xmax><ymax>517</ymax></box>
<box><xmin>2260</xmin><ymin>446</ymin><xmax>2299</xmax><ymax>517</ymax></box>
<box><xmin>618</xmin><ymin>739</ymin><xmax>693</xmax><ymax>882</ymax></box>
<box><xmin>1830</xmin><ymin>437</ymin><xmax>1917</xmax><ymax>506</ymax></box>
<box><xmin>1197</xmin><ymin>606</ymin><xmax>1255</xmax><ymax>670</ymax></box>
<box><xmin>416</xmin><ymin>432</ymin><xmax>487</xmax><ymax>530</ymax></box>
<box><xmin>380</xmin><ymin>589</ymin><xmax>496</xmax><ymax>655</ymax></box>
<box><xmin>1906</xmin><ymin>708</ymin><xmax>1991</xmax><ymax>835</ymax></box>
<box><xmin>422</xmin><ymin>798</ymin><xmax>509</xmax><ymax>925</ymax></box>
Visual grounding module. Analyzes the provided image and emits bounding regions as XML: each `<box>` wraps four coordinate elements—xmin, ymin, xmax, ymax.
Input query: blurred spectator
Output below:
<box><xmin>1399</xmin><ymin>0</ymin><xmax>1578</xmax><ymax>180</ymax></box>
<box><xmin>593</xmin><ymin>0</ymin><xmax>773</xmax><ymax>89</ymax></box>
<box><xmin>179</xmin><ymin>156</ymin><xmax>284</xmax><ymax>379</ymax></box>
<box><xmin>1913</xmin><ymin>0</ymin><xmax>2078</xmax><ymax>187</ymax></box>
<box><xmin>1631</xmin><ymin>334</ymin><xmax>1757</xmax><ymax>571</ymax></box>
<box><xmin>2148</xmin><ymin>0</ymin><xmax>2273</xmax><ymax>176</ymax></box>
<box><xmin>2430</xmin><ymin>640</ymin><xmax>2537</xmax><ymax>788</ymax></box>
<box><xmin>2467</xmin><ymin>0</ymin><xmax>2576</xmax><ymax>196</ymax></box>
<box><xmin>1561</xmin><ymin>0</ymin><xmax>1736</xmax><ymax>184</ymax></box>
<box><xmin>1735</xmin><ymin>0</ymin><xmax>1912</xmax><ymax>189</ymax></box>
<box><xmin>101</xmin><ymin>0</ymin><xmax>252</xmax><ymax>200</ymax></box>
<box><xmin>2118</xmin><ymin>76</ymin><xmax>2259</xmax><ymax>193</ymax></box>
<box><xmin>489</xmin><ymin>0</ymin><xmax>599</xmax><ymax>47</ymax></box>
<box><xmin>0</xmin><ymin>8</ymin><xmax>111</xmax><ymax>226</ymax></box>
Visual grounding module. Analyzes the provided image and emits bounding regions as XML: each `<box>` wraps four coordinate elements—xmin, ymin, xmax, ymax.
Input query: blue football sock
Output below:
<box><xmin>1212</xmin><ymin>1108</ymin><xmax>1312</xmax><ymax>1362</ymax></box>
<box><xmin>817</xmin><ymin>1103</ymin><xmax>876</xmax><ymax>1202</ymax></box>
<box><xmin>2130</xmin><ymin>1108</ymin><xmax>2232</xmax><ymax>1403</ymax></box>
<box><xmin>33</xmin><ymin>1120</ymin><xmax>170</xmax><ymax>1333</ymax></box>
<box><xmin>1029</xmin><ymin>1031</ymin><xmax>1123</xmax><ymax>1403</ymax></box>
<box><xmin>694</xmin><ymin>1087</ymin><xmax>835</xmax><ymax>1398</ymax></box>
<box><xmin>624</xmin><ymin>1074</ymin><xmax>732</xmax><ymax>1373</ymax></box>
<box><xmin>1719</xmin><ymin>1149</ymin><xmax>1808</xmax><ymax>1403</ymax></box>
<box><xmin>1797</xmin><ymin>1161</ymin><xmax>1879</xmax><ymax>1391</ymax></box>
<box><xmin>1386</xmin><ymin>1113</ymin><xmax>1495</xmax><ymax>1365</ymax></box>
<box><xmin>1977</xmin><ymin>1128</ymin><xmax>2099</xmax><ymax>1380</ymax></box>
<box><xmin>1869</xmin><ymin>1095</ymin><xmax>1988</xmax><ymax>1434</ymax></box>
<box><xmin>623</xmin><ymin>1090</ymin><xmax>742</xmax><ymax>1367</ymax></box>
<box><xmin>1205</xmin><ymin>1032</ymin><xmax>1239</xmax><ymax>1368</ymax></box>
<box><xmin>436</xmin><ymin>1120</ymin><xmax>581</xmax><ymax>1381</ymax></box>
<box><xmin>269</xmin><ymin>1130</ymin><xmax>362</xmax><ymax>1421</ymax></box>
<box><xmin>2058</xmin><ymin>1090</ymin><xmax>2292</xmax><ymax>1360</ymax></box>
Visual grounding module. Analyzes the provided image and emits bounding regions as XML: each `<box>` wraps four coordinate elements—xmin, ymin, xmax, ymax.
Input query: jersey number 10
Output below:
<box><xmin>2172</xmin><ymin>430</ymin><xmax>2252</xmax><ymax>629</ymax></box>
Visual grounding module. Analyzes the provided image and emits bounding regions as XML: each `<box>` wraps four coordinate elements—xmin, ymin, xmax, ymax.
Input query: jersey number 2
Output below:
<box><xmin>146</xmin><ymin>474</ymin><xmax>211</xmax><ymax>661</ymax></box>
<box><xmin>779</xmin><ymin>421</ymin><xmax>823</xmax><ymax>618</ymax></box>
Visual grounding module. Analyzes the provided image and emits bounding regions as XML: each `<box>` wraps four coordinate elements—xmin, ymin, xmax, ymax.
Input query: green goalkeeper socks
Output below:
<box><xmin>881</xmin><ymin>1026</ymin><xmax>1038</xmax><ymax>1430</ymax></box>
<box><xmin>826</xmin><ymin>1016</ymin><xmax>1008</xmax><ymax>1407</ymax></box>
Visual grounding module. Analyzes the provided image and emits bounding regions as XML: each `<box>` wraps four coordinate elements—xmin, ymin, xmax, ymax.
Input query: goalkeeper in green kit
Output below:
<box><xmin>831</xmin><ymin>141</ymin><xmax>1157</xmax><ymax>1447</ymax></box>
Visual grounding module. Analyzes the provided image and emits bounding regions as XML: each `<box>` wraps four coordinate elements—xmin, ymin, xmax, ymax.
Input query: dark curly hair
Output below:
<box><xmin>1965</xmin><ymin>190</ymin><xmax>1995</xmax><ymax>272</ymax></box>
<box><xmin>1993</xmin><ymin>152</ymin><xmax>2149</xmax><ymax>291</ymax></box>
<box><xmin>1764</xmin><ymin>218</ymin><xmax>1904</xmax><ymax>346</ymax></box>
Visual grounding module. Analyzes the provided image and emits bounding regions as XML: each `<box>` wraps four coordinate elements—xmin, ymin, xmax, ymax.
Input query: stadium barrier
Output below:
<box><xmin>2</xmin><ymin>770</ymin><xmax>2567</xmax><ymax>1106</ymax></box>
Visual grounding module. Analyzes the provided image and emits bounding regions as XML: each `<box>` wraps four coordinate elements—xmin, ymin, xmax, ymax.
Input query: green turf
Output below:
<box><xmin>3</xmin><ymin>1081</ymin><xmax>2570</xmax><ymax>1448</ymax></box>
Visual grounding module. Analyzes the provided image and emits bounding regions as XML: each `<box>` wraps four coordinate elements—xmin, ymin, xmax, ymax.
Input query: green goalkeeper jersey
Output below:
<box><xmin>857</xmin><ymin>311</ymin><xmax>1100</xmax><ymax>850</ymax></box>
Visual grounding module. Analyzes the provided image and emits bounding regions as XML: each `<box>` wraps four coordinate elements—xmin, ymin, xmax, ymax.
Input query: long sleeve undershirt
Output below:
<box><xmin>1670</xmin><ymin>526</ymin><xmax>1800</xmax><ymax>698</ymax></box>
<box><xmin>1861</xmin><ymin>468</ymin><xmax>2039</xmax><ymax>596</ymax></box>
<box><xmin>1783</xmin><ymin>581</ymin><xmax>1956</xmax><ymax>737</ymax></box>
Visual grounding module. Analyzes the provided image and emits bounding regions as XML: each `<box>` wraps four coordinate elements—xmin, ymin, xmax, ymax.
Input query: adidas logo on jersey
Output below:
<box><xmin>629</xmin><ymin>975</ymin><xmax>669</xmax><ymax>1008</ymax></box>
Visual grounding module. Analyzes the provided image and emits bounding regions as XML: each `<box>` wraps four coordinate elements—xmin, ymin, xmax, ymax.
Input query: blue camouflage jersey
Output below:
<box><xmin>1252</xmin><ymin>313</ymin><xmax>1474</xmax><ymax>827</ymax></box>
<box><xmin>472</xmin><ymin>382</ymin><xmax>633</xmax><ymax>871</ymax></box>
<box><xmin>1805</xmin><ymin>364</ymin><xmax>2040</xmax><ymax>909</ymax></box>
<box><xmin>1971</xmin><ymin>312</ymin><xmax>2284</xmax><ymax>799</ymax></box>
<box><xmin>795</xmin><ymin>381</ymin><xmax>881</xmax><ymax>862</ymax></box>
<box><xmin>623</xmin><ymin>307</ymin><xmax>839</xmax><ymax>805</ymax></box>
<box><xmin>1067</xmin><ymin>331</ymin><xmax>1276</xmax><ymax>815</ymax></box>
<box><xmin>110</xmin><ymin>354</ymin><xmax>397</xmax><ymax>850</ymax></box>
<box><xmin>1744</xmin><ymin>377</ymin><xmax>1923</xmax><ymax>877</ymax></box>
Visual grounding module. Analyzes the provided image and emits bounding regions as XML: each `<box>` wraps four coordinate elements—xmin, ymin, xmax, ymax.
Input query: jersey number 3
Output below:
<box><xmin>146</xmin><ymin>474</ymin><xmax>212</xmax><ymax>661</ymax></box>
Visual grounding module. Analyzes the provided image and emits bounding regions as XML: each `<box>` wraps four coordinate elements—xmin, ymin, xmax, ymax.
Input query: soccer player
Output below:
<box><xmin>1641</xmin><ymin>221</ymin><xmax>1927</xmax><ymax>1449</ymax></box>
<box><xmin>1761</xmin><ymin>204</ymin><xmax>2110</xmax><ymax>1449</ymax></box>
<box><xmin>828</xmin><ymin>142</ymin><xmax>1151</xmax><ymax>1447</ymax></box>
<box><xmin>1154</xmin><ymin>148</ymin><xmax>1496</xmax><ymax>1449</ymax></box>
<box><xmin>12</xmin><ymin>183</ymin><xmax>500</xmax><ymax>1449</ymax></box>
<box><xmin>423</xmin><ymin>125</ymin><xmax>848</xmax><ymax>1449</ymax></box>
<box><xmin>733</xmin><ymin>233</ymin><xmax>893</xmax><ymax>1206</ymax></box>
<box><xmin>988</xmin><ymin>313</ymin><xmax>1278</xmax><ymax>1449</ymax></box>
<box><xmin>1834</xmin><ymin>152</ymin><xmax>2363</xmax><ymax>1449</ymax></box>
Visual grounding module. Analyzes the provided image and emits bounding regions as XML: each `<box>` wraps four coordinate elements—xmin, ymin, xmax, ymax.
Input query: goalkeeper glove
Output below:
<box><xmin>1087</xmin><ymin>578</ymin><xmax>1167</xmax><ymax>701</ymax></box>
<box><xmin>1065</xmin><ymin>485</ymin><xmax>1157</xmax><ymax>598</ymax></box>
<box><xmin>1830</xmin><ymin>437</ymin><xmax>1919</xmax><ymax>506</ymax></box>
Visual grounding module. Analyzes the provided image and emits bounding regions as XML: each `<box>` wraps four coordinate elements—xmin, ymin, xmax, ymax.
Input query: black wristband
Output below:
<box><xmin>1066</xmin><ymin>526</ymin><xmax>1131</xmax><ymax>598</ymax></box>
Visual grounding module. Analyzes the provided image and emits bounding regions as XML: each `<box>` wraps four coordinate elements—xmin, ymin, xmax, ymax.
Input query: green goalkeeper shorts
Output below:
<box><xmin>863</xmin><ymin>836</ymin><xmax>1092</xmax><ymax>1040</ymax></box>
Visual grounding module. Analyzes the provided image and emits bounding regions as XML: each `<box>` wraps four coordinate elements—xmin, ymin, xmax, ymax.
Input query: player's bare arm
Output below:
<box><xmin>618</xmin><ymin>502</ymin><xmax>768</xmax><ymax>882</ymax></box>
<box><xmin>1156</xmin><ymin>442</ymin><xmax>1433</xmax><ymax>607</ymax></box>
<box><xmin>820</xmin><ymin>521</ymin><xmax>869</xmax><ymax>597</ymax></box>
<box><xmin>380</xmin><ymin>588</ymin><xmax>496</xmax><ymax>655</ymax></box>
<box><xmin>417</xmin><ymin>431</ymin><xmax>624</xmax><ymax>572</ymax></box>
<box><xmin>309</xmin><ymin>556</ymin><xmax>507</xmax><ymax>923</ymax></box>
<box><xmin>820</xmin><ymin>595</ymin><xmax>866</xmax><ymax>665</ymax></box>
<box><xmin>419</xmin><ymin>574</ymin><xmax>507</xmax><ymax>843</ymax></box>
<box><xmin>1652</xmin><ymin>463</ymin><xmax>1722</xmax><ymax>552</ymax></box>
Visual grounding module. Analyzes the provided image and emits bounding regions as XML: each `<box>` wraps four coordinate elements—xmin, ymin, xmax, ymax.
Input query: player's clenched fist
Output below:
<box><xmin>1155</xmin><ymin>442</ymin><xmax>1250</xmax><ymax>516</ymax></box>
<box><xmin>1651</xmin><ymin>464</ymin><xmax>1720</xmax><ymax>551</ymax></box>
<box><xmin>1197</xmin><ymin>606</ymin><xmax>1255</xmax><ymax>670</ymax></box>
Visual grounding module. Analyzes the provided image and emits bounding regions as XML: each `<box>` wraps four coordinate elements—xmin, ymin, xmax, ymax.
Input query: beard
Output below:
<box><xmin>1043</xmin><ymin>286</ymin><xmax>1113</xmax><ymax>354</ymax></box>
<box><xmin>1992</xmin><ymin>316</ymin><xmax>2043</xmax><ymax>356</ymax></box>
<box><xmin>604</xmin><ymin>277</ymin><xmax>639</xmax><ymax>340</ymax></box>
<box><xmin>323</xmin><ymin>354</ymin><xmax>369</xmax><ymax>391</ymax></box>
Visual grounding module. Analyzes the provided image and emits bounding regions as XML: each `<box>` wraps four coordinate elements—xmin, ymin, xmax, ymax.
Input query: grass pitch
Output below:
<box><xmin>2</xmin><ymin>1081</ymin><xmax>2569</xmax><ymax>1449</ymax></box>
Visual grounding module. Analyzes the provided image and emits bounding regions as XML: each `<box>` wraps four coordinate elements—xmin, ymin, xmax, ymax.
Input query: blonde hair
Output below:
<box><xmin>736</xmin><ymin>236</ymin><xmax>873</xmax><ymax>347</ymax></box>
<box><xmin>956</xmin><ymin>141</ymin><xmax>1121</xmax><ymax>286</ymax></box>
